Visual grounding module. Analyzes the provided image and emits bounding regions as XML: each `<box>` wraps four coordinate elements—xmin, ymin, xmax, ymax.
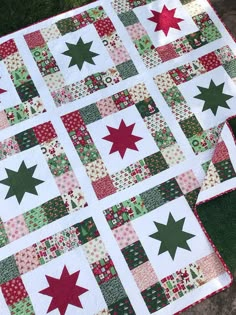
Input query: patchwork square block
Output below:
<box><xmin>121</xmin><ymin>241</ymin><xmax>149</xmax><ymax>270</ymax></box>
<box><xmin>141</xmin><ymin>282</ymin><xmax>169</xmax><ymax>313</ymax></box>
<box><xmin>0</xmin><ymin>121</ymin><xmax>87</xmax><ymax>246</ymax></box>
<box><xmin>62</xmin><ymin>83</ymin><xmax>185</xmax><ymax>199</ymax></box>
<box><xmin>24</xmin><ymin>5</ymin><xmax>138</xmax><ymax>107</ymax></box>
<box><xmin>155</xmin><ymin>46</ymin><xmax>236</xmax><ymax>154</ymax></box>
<box><xmin>112</xmin><ymin>0</ymin><xmax>221</xmax><ymax>68</ymax></box>
<box><xmin>0</xmin><ymin>218</ymin><xmax>134</xmax><ymax>314</ymax></box>
<box><xmin>103</xmin><ymin>173</ymin><xmax>228</xmax><ymax>313</ymax></box>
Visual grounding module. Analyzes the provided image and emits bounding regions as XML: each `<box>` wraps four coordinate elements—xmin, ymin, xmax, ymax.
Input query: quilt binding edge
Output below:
<box><xmin>0</xmin><ymin>0</ymin><xmax>234</xmax><ymax>314</ymax></box>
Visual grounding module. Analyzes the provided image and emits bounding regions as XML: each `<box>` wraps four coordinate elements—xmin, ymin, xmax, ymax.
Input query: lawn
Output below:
<box><xmin>0</xmin><ymin>0</ymin><xmax>93</xmax><ymax>37</ymax></box>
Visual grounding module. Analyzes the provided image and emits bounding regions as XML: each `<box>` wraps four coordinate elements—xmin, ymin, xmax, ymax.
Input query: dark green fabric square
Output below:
<box><xmin>116</xmin><ymin>60</ymin><xmax>138</xmax><ymax>80</ymax></box>
<box><xmin>141</xmin><ymin>282</ymin><xmax>169</xmax><ymax>313</ymax></box>
<box><xmin>56</xmin><ymin>17</ymin><xmax>77</xmax><ymax>35</ymax></box>
<box><xmin>118</xmin><ymin>10</ymin><xmax>139</xmax><ymax>27</ymax></box>
<box><xmin>42</xmin><ymin>196</ymin><xmax>68</xmax><ymax>222</ymax></box>
<box><xmin>140</xmin><ymin>186</ymin><xmax>165</xmax><ymax>212</ymax></box>
<box><xmin>179</xmin><ymin>115</ymin><xmax>203</xmax><ymax>138</ymax></box>
<box><xmin>47</xmin><ymin>153</ymin><xmax>72</xmax><ymax>176</ymax></box>
<box><xmin>186</xmin><ymin>31</ymin><xmax>207</xmax><ymax>49</ymax></box>
<box><xmin>100</xmin><ymin>277</ymin><xmax>127</xmax><ymax>307</ymax></box>
<box><xmin>74</xmin><ymin>217</ymin><xmax>100</xmax><ymax>245</ymax></box>
<box><xmin>197</xmin><ymin>190</ymin><xmax>236</xmax><ymax>272</ymax></box>
<box><xmin>16</xmin><ymin>80</ymin><xmax>39</xmax><ymax>102</ymax></box>
<box><xmin>0</xmin><ymin>256</ymin><xmax>19</xmax><ymax>285</ymax></box>
<box><xmin>228</xmin><ymin>117</ymin><xmax>236</xmax><ymax>137</ymax></box>
<box><xmin>135</xmin><ymin>97</ymin><xmax>159</xmax><ymax>118</ymax></box>
<box><xmin>185</xmin><ymin>188</ymin><xmax>200</xmax><ymax>211</ymax></box>
<box><xmin>79</xmin><ymin>103</ymin><xmax>102</xmax><ymax>125</ymax></box>
<box><xmin>158</xmin><ymin>178</ymin><xmax>183</xmax><ymax>202</ymax></box>
<box><xmin>215</xmin><ymin>159</ymin><xmax>236</xmax><ymax>182</ymax></box>
<box><xmin>223</xmin><ymin>59</ymin><xmax>236</xmax><ymax>78</ymax></box>
<box><xmin>121</xmin><ymin>241</ymin><xmax>148</xmax><ymax>270</ymax></box>
<box><xmin>109</xmin><ymin>296</ymin><xmax>135</xmax><ymax>315</ymax></box>
<box><xmin>15</xmin><ymin>128</ymin><xmax>39</xmax><ymax>151</ymax></box>
<box><xmin>144</xmin><ymin>152</ymin><xmax>169</xmax><ymax>176</ymax></box>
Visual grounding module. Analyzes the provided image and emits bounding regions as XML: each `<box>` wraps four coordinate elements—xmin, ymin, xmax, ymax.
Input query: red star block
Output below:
<box><xmin>39</xmin><ymin>266</ymin><xmax>88</xmax><ymax>315</ymax></box>
<box><xmin>103</xmin><ymin>119</ymin><xmax>143</xmax><ymax>158</ymax></box>
<box><xmin>148</xmin><ymin>5</ymin><xmax>184</xmax><ymax>36</ymax></box>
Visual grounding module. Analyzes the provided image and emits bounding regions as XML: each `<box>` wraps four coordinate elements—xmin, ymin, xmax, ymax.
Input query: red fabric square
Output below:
<box><xmin>212</xmin><ymin>141</ymin><xmax>229</xmax><ymax>164</ymax></box>
<box><xmin>0</xmin><ymin>39</ymin><xmax>18</xmax><ymax>59</ymax></box>
<box><xmin>169</xmin><ymin>65</ymin><xmax>190</xmax><ymax>85</ymax></box>
<box><xmin>33</xmin><ymin>121</ymin><xmax>57</xmax><ymax>143</ymax></box>
<box><xmin>92</xmin><ymin>175</ymin><xmax>117</xmax><ymax>199</ymax></box>
<box><xmin>74</xmin><ymin>12</ymin><xmax>93</xmax><ymax>28</ymax></box>
<box><xmin>1</xmin><ymin>277</ymin><xmax>28</xmax><ymax>305</ymax></box>
<box><xmin>24</xmin><ymin>31</ymin><xmax>46</xmax><ymax>49</ymax></box>
<box><xmin>199</xmin><ymin>52</ymin><xmax>221</xmax><ymax>71</ymax></box>
<box><xmin>94</xmin><ymin>17</ymin><xmax>116</xmax><ymax>37</ymax></box>
<box><xmin>61</xmin><ymin>110</ymin><xmax>85</xmax><ymax>133</ymax></box>
<box><xmin>156</xmin><ymin>44</ymin><xmax>178</xmax><ymax>62</ymax></box>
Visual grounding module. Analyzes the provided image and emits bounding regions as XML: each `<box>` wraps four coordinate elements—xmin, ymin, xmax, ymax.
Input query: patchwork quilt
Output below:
<box><xmin>0</xmin><ymin>0</ymin><xmax>235</xmax><ymax>314</ymax></box>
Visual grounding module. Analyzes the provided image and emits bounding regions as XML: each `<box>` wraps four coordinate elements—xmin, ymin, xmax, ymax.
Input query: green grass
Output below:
<box><xmin>0</xmin><ymin>0</ymin><xmax>93</xmax><ymax>36</ymax></box>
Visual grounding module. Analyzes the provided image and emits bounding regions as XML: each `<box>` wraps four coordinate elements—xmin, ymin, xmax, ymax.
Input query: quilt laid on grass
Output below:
<box><xmin>0</xmin><ymin>0</ymin><xmax>235</xmax><ymax>314</ymax></box>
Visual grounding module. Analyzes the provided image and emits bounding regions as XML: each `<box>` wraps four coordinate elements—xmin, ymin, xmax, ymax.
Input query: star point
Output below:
<box><xmin>102</xmin><ymin>119</ymin><xmax>143</xmax><ymax>158</ymax></box>
<box><xmin>150</xmin><ymin>213</ymin><xmax>195</xmax><ymax>260</ymax></box>
<box><xmin>148</xmin><ymin>5</ymin><xmax>184</xmax><ymax>36</ymax></box>
<box><xmin>39</xmin><ymin>265</ymin><xmax>88</xmax><ymax>315</ymax></box>
<box><xmin>0</xmin><ymin>88</ymin><xmax>6</xmax><ymax>95</ymax></box>
<box><xmin>62</xmin><ymin>37</ymin><xmax>99</xmax><ymax>70</ymax></box>
<box><xmin>194</xmin><ymin>79</ymin><xmax>233</xmax><ymax>115</ymax></box>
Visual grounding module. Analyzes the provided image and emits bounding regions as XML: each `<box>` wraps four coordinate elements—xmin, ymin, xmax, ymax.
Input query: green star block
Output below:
<box><xmin>149</xmin><ymin>213</ymin><xmax>195</xmax><ymax>259</ymax></box>
<box><xmin>0</xmin><ymin>161</ymin><xmax>44</xmax><ymax>204</ymax></box>
<box><xmin>62</xmin><ymin>37</ymin><xmax>99</xmax><ymax>70</ymax></box>
<box><xmin>194</xmin><ymin>79</ymin><xmax>233</xmax><ymax>115</ymax></box>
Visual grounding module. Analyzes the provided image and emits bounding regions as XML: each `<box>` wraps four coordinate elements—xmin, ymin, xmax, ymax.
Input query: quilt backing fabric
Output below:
<box><xmin>0</xmin><ymin>0</ymin><xmax>235</xmax><ymax>314</ymax></box>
